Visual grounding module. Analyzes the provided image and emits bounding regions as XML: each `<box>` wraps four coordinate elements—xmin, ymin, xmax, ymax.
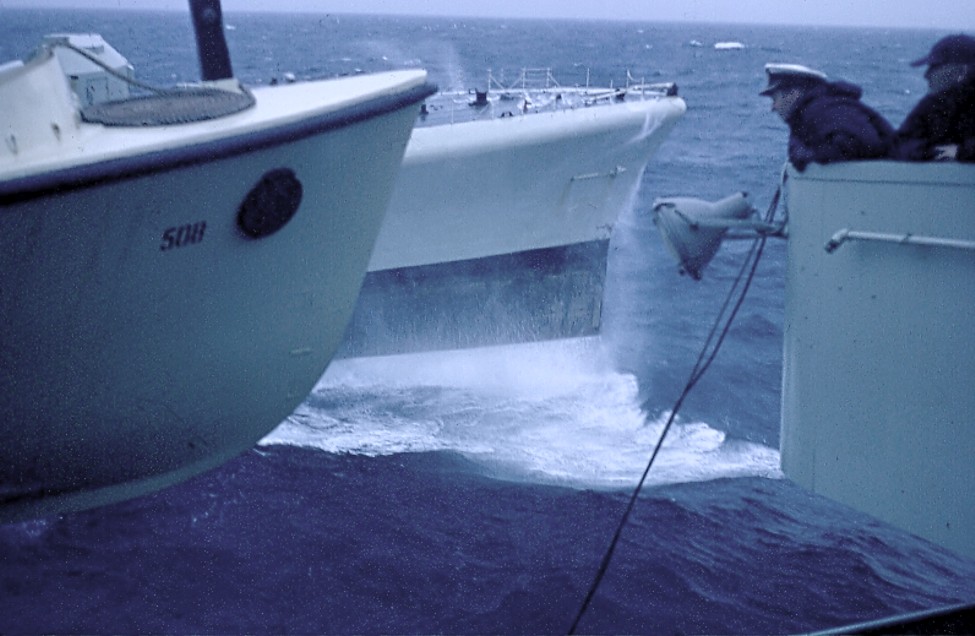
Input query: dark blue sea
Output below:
<box><xmin>2</xmin><ymin>8</ymin><xmax>974</xmax><ymax>634</ymax></box>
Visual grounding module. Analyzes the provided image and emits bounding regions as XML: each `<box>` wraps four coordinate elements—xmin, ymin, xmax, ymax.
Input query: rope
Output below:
<box><xmin>55</xmin><ymin>41</ymin><xmax>251</xmax><ymax>99</ymax></box>
<box><xmin>567</xmin><ymin>179</ymin><xmax>785</xmax><ymax>634</ymax></box>
<box><xmin>52</xmin><ymin>41</ymin><xmax>256</xmax><ymax>126</ymax></box>
<box><xmin>55</xmin><ymin>41</ymin><xmax>170</xmax><ymax>95</ymax></box>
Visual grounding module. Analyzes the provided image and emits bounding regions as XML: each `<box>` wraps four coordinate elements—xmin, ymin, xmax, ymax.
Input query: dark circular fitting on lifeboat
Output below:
<box><xmin>237</xmin><ymin>167</ymin><xmax>303</xmax><ymax>238</ymax></box>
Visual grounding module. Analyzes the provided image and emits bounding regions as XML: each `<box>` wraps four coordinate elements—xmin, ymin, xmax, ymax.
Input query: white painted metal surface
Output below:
<box><xmin>780</xmin><ymin>160</ymin><xmax>975</xmax><ymax>559</ymax></box>
<box><xmin>369</xmin><ymin>96</ymin><xmax>686</xmax><ymax>272</ymax></box>
<box><xmin>0</xmin><ymin>46</ymin><xmax>430</xmax><ymax>520</ymax></box>
<box><xmin>1</xmin><ymin>48</ymin><xmax>428</xmax><ymax>177</ymax></box>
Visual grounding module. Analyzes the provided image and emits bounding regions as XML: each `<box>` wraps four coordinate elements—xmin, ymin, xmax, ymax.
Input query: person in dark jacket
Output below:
<box><xmin>895</xmin><ymin>34</ymin><xmax>975</xmax><ymax>162</ymax></box>
<box><xmin>760</xmin><ymin>63</ymin><xmax>895</xmax><ymax>171</ymax></box>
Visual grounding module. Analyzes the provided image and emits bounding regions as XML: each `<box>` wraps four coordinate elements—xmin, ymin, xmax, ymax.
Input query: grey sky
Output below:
<box><xmin>4</xmin><ymin>0</ymin><xmax>974</xmax><ymax>31</ymax></box>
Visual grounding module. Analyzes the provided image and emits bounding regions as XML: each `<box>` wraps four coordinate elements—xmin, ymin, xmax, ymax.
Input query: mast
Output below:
<box><xmin>188</xmin><ymin>0</ymin><xmax>234</xmax><ymax>81</ymax></box>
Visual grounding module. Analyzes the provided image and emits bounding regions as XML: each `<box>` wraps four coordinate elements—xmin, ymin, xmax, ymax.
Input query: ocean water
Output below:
<box><xmin>2</xmin><ymin>9</ymin><xmax>975</xmax><ymax>634</ymax></box>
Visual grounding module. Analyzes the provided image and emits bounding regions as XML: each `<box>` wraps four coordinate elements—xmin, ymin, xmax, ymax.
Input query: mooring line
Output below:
<box><xmin>568</xmin><ymin>182</ymin><xmax>783</xmax><ymax>634</ymax></box>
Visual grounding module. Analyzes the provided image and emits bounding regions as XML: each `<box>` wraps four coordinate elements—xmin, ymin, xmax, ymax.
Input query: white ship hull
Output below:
<box><xmin>0</xmin><ymin>47</ymin><xmax>432</xmax><ymax>520</ymax></box>
<box><xmin>779</xmin><ymin>161</ymin><xmax>975</xmax><ymax>560</ymax></box>
<box><xmin>341</xmin><ymin>95</ymin><xmax>686</xmax><ymax>356</ymax></box>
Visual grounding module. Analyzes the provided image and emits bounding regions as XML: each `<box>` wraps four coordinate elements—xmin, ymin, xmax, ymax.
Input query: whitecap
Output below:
<box><xmin>261</xmin><ymin>339</ymin><xmax>782</xmax><ymax>489</ymax></box>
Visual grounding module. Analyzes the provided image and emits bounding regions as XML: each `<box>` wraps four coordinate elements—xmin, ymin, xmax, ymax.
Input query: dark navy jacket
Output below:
<box><xmin>785</xmin><ymin>80</ymin><xmax>896</xmax><ymax>171</ymax></box>
<box><xmin>895</xmin><ymin>78</ymin><xmax>975</xmax><ymax>162</ymax></box>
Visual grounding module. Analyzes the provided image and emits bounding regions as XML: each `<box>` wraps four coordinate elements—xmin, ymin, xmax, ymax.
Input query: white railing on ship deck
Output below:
<box><xmin>420</xmin><ymin>67</ymin><xmax>676</xmax><ymax>126</ymax></box>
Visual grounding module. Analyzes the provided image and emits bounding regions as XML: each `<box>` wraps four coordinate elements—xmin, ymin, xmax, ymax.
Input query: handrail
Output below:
<box><xmin>570</xmin><ymin>165</ymin><xmax>626</xmax><ymax>181</ymax></box>
<box><xmin>825</xmin><ymin>228</ymin><xmax>975</xmax><ymax>253</ymax></box>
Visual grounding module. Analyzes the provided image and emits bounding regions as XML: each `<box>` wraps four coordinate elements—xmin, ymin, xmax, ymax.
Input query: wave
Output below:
<box><xmin>260</xmin><ymin>339</ymin><xmax>782</xmax><ymax>489</ymax></box>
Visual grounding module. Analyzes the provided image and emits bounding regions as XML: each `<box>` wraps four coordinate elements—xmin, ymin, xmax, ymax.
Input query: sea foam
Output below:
<box><xmin>260</xmin><ymin>338</ymin><xmax>782</xmax><ymax>488</ymax></box>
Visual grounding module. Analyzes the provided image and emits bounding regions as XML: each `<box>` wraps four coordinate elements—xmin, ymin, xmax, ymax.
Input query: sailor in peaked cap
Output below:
<box><xmin>759</xmin><ymin>63</ymin><xmax>828</xmax><ymax>96</ymax></box>
<box><xmin>760</xmin><ymin>62</ymin><xmax>894</xmax><ymax>171</ymax></box>
<box><xmin>895</xmin><ymin>33</ymin><xmax>975</xmax><ymax>161</ymax></box>
<box><xmin>911</xmin><ymin>33</ymin><xmax>975</xmax><ymax>68</ymax></box>
<box><xmin>911</xmin><ymin>33</ymin><xmax>975</xmax><ymax>94</ymax></box>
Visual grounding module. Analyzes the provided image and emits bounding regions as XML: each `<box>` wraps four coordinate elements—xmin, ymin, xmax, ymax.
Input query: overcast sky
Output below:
<box><xmin>4</xmin><ymin>0</ymin><xmax>974</xmax><ymax>31</ymax></box>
